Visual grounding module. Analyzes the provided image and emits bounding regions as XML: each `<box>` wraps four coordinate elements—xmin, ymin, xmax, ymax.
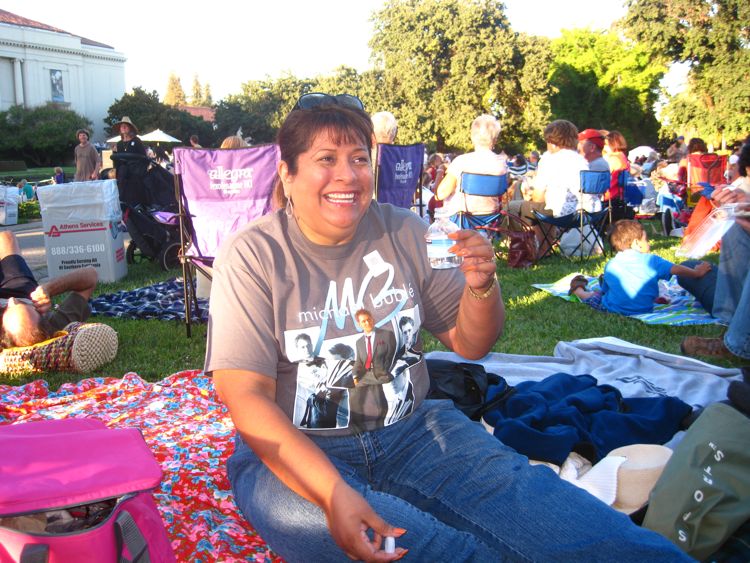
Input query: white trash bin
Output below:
<box><xmin>37</xmin><ymin>180</ymin><xmax>127</xmax><ymax>282</ymax></box>
<box><xmin>0</xmin><ymin>186</ymin><xmax>20</xmax><ymax>225</ymax></box>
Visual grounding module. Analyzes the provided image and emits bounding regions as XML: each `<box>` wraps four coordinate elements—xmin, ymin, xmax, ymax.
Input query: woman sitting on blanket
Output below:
<box><xmin>205</xmin><ymin>95</ymin><xmax>688</xmax><ymax>562</ymax></box>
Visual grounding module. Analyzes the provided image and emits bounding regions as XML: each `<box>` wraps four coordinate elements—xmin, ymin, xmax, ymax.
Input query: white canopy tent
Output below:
<box><xmin>106</xmin><ymin>129</ymin><xmax>182</xmax><ymax>144</ymax></box>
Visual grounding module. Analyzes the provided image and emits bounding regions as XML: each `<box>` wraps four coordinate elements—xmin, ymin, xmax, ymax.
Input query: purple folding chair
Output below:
<box><xmin>375</xmin><ymin>143</ymin><xmax>425</xmax><ymax>212</ymax></box>
<box><xmin>173</xmin><ymin>144</ymin><xmax>280</xmax><ymax>336</ymax></box>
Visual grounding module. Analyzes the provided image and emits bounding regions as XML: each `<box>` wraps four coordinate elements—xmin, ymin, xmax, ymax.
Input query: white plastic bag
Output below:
<box><xmin>676</xmin><ymin>203</ymin><xmax>747</xmax><ymax>258</ymax></box>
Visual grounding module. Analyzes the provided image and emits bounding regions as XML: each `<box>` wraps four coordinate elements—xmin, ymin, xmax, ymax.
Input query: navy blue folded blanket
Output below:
<box><xmin>482</xmin><ymin>372</ymin><xmax>692</xmax><ymax>465</ymax></box>
<box><xmin>90</xmin><ymin>279</ymin><xmax>208</xmax><ymax>322</ymax></box>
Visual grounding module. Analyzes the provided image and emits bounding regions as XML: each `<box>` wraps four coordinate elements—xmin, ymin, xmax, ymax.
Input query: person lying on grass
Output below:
<box><xmin>0</xmin><ymin>231</ymin><xmax>97</xmax><ymax>349</ymax></box>
<box><xmin>569</xmin><ymin>219</ymin><xmax>710</xmax><ymax>315</ymax></box>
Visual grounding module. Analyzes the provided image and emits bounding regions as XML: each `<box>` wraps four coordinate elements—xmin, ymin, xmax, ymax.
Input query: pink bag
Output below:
<box><xmin>0</xmin><ymin>418</ymin><xmax>175</xmax><ymax>563</ymax></box>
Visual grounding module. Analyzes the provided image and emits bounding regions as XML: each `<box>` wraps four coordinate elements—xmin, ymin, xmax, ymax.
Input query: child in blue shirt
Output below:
<box><xmin>569</xmin><ymin>220</ymin><xmax>711</xmax><ymax>315</ymax></box>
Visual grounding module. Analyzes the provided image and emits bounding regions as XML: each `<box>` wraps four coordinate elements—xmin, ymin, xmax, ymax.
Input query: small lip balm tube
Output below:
<box><xmin>384</xmin><ymin>536</ymin><xmax>396</xmax><ymax>554</ymax></box>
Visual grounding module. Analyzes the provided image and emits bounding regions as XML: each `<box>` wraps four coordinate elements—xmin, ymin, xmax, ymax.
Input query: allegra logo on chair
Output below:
<box><xmin>207</xmin><ymin>166</ymin><xmax>254</xmax><ymax>194</ymax></box>
<box><xmin>393</xmin><ymin>160</ymin><xmax>413</xmax><ymax>184</ymax></box>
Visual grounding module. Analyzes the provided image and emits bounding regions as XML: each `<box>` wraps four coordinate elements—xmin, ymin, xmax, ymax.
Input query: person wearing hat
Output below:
<box><xmin>111</xmin><ymin>116</ymin><xmax>148</xmax><ymax>205</ymax></box>
<box><xmin>577</xmin><ymin>129</ymin><xmax>610</xmax><ymax>173</ymax></box>
<box><xmin>74</xmin><ymin>128</ymin><xmax>101</xmax><ymax>182</ymax></box>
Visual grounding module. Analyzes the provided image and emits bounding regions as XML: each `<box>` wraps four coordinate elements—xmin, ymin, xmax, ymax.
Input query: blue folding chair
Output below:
<box><xmin>533</xmin><ymin>170</ymin><xmax>610</xmax><ymax>260</ymax></box>
<box><xmin>453</xmin><ymin>172</ymin><xmax>508</xmax><ymax>231</ymax></box>
<box><xmin>623</xmin><ymin>173</ymin><xmax>644</xmax><ymax>208</ymax></box>
<box><xmin>580</xmin><ymin>170</ymin><xmax>611</xmax><ymax>257</ymax></box>
<box><xmin>375</xmin><ymin>143</ymin><xmax>425</xmax><ymax>211</ymax></box>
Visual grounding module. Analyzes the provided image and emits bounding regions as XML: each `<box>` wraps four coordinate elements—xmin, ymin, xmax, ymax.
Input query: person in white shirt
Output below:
<box><xmin>436</xmin><ymin>114</ymin><xmax>508</xmax><ymax>217</ymax></box>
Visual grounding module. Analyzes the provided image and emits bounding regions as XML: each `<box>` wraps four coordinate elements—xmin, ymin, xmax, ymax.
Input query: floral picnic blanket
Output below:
<box><xmin>90</xmin><ymin>279</ymin><xmax>208</xmax><ymax>323</ymax></box>
<box><xmin>532</xmin><ymin>273</ymin><xmax>723</xmax><ymax>326</ymax></box>
<box><xmin>0</xmin><ymin>371</ymin><xmax>281</xmax><ymax>563</ymax></box>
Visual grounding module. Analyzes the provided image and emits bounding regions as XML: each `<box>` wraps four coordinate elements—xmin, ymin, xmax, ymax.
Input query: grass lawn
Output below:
<box><xmin>0</xmin><ymin>218</ymin><xmax>739</xmax><ymax>389</ymax></box>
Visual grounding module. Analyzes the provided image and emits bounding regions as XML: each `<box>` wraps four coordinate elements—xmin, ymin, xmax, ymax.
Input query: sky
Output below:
<box><xmin>3</xmin><ymin>0</ymin><xmax>635</xmax><ymax>101</ymax></box>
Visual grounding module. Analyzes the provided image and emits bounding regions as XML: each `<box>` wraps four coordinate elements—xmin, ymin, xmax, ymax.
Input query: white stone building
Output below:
<box><xmin>0</xmin><ymin>9</ymin><xmax>126</xmax><ymax>142</ymax></box>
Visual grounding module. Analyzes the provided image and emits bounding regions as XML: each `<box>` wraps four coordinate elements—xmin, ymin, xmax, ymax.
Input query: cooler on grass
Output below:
<box><xmin>37</xmin><ymin>181</ymin><xmax>127</xmax><ymax>283</ymax></box>
<box><xmin>0</xmin><ymin>187</ymin><xmax>19</xmax><ymax>226</ymax></box>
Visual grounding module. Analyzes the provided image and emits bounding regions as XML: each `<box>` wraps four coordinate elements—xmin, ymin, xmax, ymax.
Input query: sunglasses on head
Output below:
<box><xmin>293</xmin><ymin>93</ymin><xmax>365</xmax><ymax>111</ymax></box>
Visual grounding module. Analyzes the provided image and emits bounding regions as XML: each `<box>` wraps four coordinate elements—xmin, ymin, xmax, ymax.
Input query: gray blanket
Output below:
<box><xmin>426</xmin><ymin>337</ymin><xmax>741</xmax><ymax>410</ymax></box>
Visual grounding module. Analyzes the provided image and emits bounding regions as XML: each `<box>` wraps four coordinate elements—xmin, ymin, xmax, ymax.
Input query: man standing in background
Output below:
<box><xmin>73</xmin><ymin>129</ymin><xmax>100</xmax><ymax>181</ymax></box>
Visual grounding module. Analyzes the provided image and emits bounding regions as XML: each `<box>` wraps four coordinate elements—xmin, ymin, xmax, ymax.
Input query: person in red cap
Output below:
<box><xmin>577</xmin><ymin>129</ymin><xmax>610</xmax><ymax>173</ymax></box>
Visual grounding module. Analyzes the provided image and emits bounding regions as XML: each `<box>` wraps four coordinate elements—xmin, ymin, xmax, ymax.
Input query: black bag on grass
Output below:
<box><xmin>426</xmin><ymin>359</ymin><xmax>508</xmax><ymax>421</ymax></box>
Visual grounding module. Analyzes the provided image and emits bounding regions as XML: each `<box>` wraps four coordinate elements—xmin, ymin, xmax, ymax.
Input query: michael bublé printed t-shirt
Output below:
<box><xmin>205</xmin><ymin>203</ymin><xmax>465</xmax><ymax>435</ymax></box>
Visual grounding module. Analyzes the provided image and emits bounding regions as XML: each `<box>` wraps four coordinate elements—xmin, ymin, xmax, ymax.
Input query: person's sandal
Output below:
<box><xmin>568</xmin><ymin>275</ymin><xmax>589</xmax><ymax>295</ymax></box>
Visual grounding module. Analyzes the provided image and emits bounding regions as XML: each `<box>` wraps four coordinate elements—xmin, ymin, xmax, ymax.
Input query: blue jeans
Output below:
<box><xmin>677</xmin><ymin>259</ymin><xmax>718</xmax><ymax>314</ymax></box>
<box><xmin>227</xmin><ymin>400</ymin><xmax>689</xmax><ymax>562</ymax></box>
<box><xmin>678</xmin><ymin>224</ymin><xmax>750</xmax><ymax>359</ymax></box>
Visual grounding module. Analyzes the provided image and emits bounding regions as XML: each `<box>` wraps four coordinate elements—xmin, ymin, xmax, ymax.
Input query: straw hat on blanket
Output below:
<box><xmin>572</xmin><ymin>444</ymin><xmax>673</xmax><ymax>514</ymax></box>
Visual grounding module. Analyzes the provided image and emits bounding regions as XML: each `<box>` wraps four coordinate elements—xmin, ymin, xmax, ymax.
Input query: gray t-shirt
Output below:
<box><xmin>588</xmin><ymin>156</ymin><xmax>610</xmax><ymax>173</ymax></box>
<box><xmin>205</xmin><ymin>203</ymin><xmax>465</xmax><ymax>435</ymax></box>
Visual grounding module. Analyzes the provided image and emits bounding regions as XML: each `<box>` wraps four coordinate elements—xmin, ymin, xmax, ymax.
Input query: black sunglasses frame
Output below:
<box><xmin>293</xmin><ymin>92</ymin><xmax>365</xmax><ymax>111</ymax></box>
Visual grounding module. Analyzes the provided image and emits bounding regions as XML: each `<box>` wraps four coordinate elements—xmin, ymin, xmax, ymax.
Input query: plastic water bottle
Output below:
<box><xmin>425</xmin><ymin>209</ymin><xmax>462</xmax><ymax>269</ymax></box>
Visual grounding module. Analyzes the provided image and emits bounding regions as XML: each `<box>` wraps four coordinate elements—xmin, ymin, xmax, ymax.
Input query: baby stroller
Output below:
<box><xmin>111</xmin><ymin>152</ymin><xmax>181</xmax><ymax>270</ymax></box>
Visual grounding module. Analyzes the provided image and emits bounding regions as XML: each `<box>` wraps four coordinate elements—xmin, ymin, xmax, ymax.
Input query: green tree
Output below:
<box><xmin>191</xmin><ymin>75</ymin><xmax>202</xmax><ymax>105</ymax></box>
<box><xmin>623</xmin><ymin>0</ymin><xmax>750</xmax><ymax>144</ymax></box>
<box><xmin>505</xmin><ymin>33</ymin><xmax>554</xmax><ymax>151</ymax></box>
<box><xmin>202</xmin><ymin>84</ymin><xmax>213</xmax><ymax>106</ymax></box>
<box><xmin>0</xmin><ymin>104</ymin><xmax>91</xmax><ymax>166</ymax></box>
<box><xmin>549</xmin><ymin>29</ymin><xmax>664</xmax><ymax>147</ymax></box>
<box><xmin>164</xmin><ymin>73</ymin><xmax>187</xmax><ymax>106</ymax></box>
<box><xmin>370</xmin><ymin>0</ymin><xmax>549</xmax><ymax>152</ymax></box>
<box><xmin>312</xmin><ymin>66</ymin><xmax>395</xmax><ymax>133</ymax></box>
<box><xmin>106</xmin><ymin>87</ymin><xmax>217</xmax><ymax>147</ymax></box>
<box><xmin>106</xmin><ymin>87</ymin><xmax>164</xmax><ymax>135</ymax></box>
<box><xmin>214</xmin><ymin>74</ymin><xmax>313</xmax><ymax>144</ymax></box>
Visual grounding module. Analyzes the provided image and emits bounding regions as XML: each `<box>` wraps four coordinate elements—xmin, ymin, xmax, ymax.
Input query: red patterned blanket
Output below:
<box><xmin>0</xmin><ymin>371</ymin><xmax>282</xmax><ymax>562</ymax></box>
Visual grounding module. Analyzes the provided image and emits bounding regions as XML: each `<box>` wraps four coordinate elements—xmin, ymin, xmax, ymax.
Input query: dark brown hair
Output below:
<box><xmin>544</xmin><ymin>120</ymin><xmax>579</xmax><ymax>151</ymax></box>
<box><xmin>609</xmin><ymin>220</ymin><xmax>646</xmax><ymax>252</ymax></box>
<box><xmin>687</xmin><ymin>137</ymin><xmax>708</xmax><ymax>154</ymax></box>
<box><xmin>273</xmin><ymin>106</ymin><xmax>374</xmax><ymax>208</ymax></box>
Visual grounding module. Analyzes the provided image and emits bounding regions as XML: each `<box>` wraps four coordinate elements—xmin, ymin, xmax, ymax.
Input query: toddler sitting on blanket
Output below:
<box><xmin>569</xmin><ymin>220</ymin><xmax>711</xmax><ymax>315</ymax></box>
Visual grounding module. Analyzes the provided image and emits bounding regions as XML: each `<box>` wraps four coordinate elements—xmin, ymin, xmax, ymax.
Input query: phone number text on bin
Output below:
<box><xmin>50</xmin><ymin>244</ymin><xmax>106</xmax><ymax>256</ymax></box>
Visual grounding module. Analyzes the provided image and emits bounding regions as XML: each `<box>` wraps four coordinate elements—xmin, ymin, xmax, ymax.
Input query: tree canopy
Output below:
<box><xmin>191</xmin><ymin>75</ymin><xmax>202</xmax><ymax>106</ymax></box>
<box><xmin>0</xmin><ymin>104</ymin><xmax>92</xmax><ymax>166</ymax></box>
<box><xmin>124</xmin><ymin>0</ymin><xmax>748</xmax><ymax>155</ymax></box>
<box><xmin>106</xmin><ymin>87</ymin><xmax>217</xmax><ymax>146</ymax></box>
<box><xmin>164</xmin><ymin>73</ymin><xmax>187</xmax><ymax>106</ymax></box>
<box><xmin>369</xmin><ymin>0</ymin><xmax>549</xmax><ymax>152</ymax></box>
<box><xmin>624</xmin><ymin>0</ymin><xmax>750</xmax><ymax>144</ymax></box>
<box><xmin>549</xmin><ymin>29</ymin><xmax>664</xmax><ymax>147</ymax></box>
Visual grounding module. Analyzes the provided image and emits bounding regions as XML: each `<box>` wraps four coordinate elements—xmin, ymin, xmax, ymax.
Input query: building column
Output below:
<box><xmin>13</xmin><ymin>58</ymin><xmax>24</xmax><ymax>105</ymax></box>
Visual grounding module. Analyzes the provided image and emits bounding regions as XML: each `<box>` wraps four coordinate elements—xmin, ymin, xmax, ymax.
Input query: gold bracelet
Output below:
<box><xmin>467</xmin><ymin>275</ymin><xmax>498</xmax><ymax>300</ymax></box>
